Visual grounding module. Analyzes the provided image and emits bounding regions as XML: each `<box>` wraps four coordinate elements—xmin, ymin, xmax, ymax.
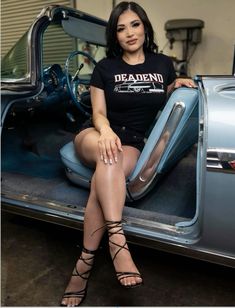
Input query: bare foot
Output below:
<box><xmin>108</xmin><ymin>224</ymin><xmax>143</xmax><ymax>287</ymax></box>
<box><xmin>61</xmin><ymin>251</ymin><xmax>95</xmax><ymax>306</ymax></box>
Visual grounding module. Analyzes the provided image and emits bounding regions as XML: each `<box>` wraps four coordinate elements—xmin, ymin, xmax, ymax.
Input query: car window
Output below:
<box><xmin>43</xmin><ymin>22</ymin><xmax>76</xmax><ymax>70</ymax></box>
<box><xmin>1</xmin><ymin>32</ymin><xmax>29</xmax><ymax>81</ymax></box>
<box><xmin>1</xmin><ymin>15</ymin><xmax>107</xmax><ymax>83</ymax></box>
<box><xmin>42</xmin><ymin>21</ymin><xmax>106</xmax><ymax>77</ymax></box>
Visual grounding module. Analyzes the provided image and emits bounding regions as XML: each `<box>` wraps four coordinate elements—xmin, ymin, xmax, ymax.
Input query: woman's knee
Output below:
<box><xmin>74</xmin><ymin>129</ymin><xmax>100</xmax><ymax>165</ymax></box>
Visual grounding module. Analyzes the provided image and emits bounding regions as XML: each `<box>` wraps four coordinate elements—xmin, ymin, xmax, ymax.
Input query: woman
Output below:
<box><xmin>61</xmin><ymin>1</ymin><xmax>195</xmax><ymax>306</ymax></box>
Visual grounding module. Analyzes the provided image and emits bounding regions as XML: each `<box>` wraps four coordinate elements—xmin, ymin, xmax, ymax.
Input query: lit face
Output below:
<box><xmin>116</xmin><ymin>10</ymin><xmax>145</xmax><ymax>53</ymax></box>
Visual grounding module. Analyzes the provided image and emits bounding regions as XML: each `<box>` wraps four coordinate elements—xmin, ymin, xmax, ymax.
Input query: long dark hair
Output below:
<box><xmin>106</xmin><ymin>1</ymin><xmax>158</xmax><ymax>58</ymax></box>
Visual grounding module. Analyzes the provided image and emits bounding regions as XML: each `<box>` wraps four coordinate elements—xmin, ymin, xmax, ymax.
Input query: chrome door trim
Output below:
<box><xmin>127</xmin><ymin>101</ymin><xmax>185</xmax><ymax>199</ymax></box>
<box><xmin>2</xmin><ymin>191</ymin><xmax>235</xmax><ymax>268</ymax></box>
<box><xmin>207</xmin><ymin>148</ymin><xmax>235</xmax><ymax>173</ymax></box>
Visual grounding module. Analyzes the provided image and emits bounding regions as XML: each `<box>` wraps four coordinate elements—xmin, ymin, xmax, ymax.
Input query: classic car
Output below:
<box><xmin>1</xmin><ymin>5</ymin><xmax>235</xmax><ymax>268</ymax></box>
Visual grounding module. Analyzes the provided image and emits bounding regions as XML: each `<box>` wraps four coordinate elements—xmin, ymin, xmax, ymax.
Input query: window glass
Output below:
<box><xmin>43</xmin><ymin>22</ymin><xmax>76</xmax><ymax>69</ymax></box>
<box><xmin>1</xmin><ymin>32</ymin><xmax>29</xmax><ymax>80</ymax></box>
<box><xmin>43</xmin><ymin>21</ymin><xmax>106</xmax><ymax>77</ymax></box>
<box><xmin>1</xmin><ymin>18</ymin><xmax>107</xmax><ymax>82</ymax></box>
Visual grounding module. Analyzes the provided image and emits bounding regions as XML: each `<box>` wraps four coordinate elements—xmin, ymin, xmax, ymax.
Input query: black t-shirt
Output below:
<box><xmin>90</xmin><ymin>52</ymin><xmax>176</xmax><ymax>135</ymax></box>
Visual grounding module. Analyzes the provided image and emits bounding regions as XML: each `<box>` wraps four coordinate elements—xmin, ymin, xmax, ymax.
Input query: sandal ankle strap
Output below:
<box><xmin>82</xmin><ymin>247</ymin><xmax>98</xmax><ymax>255</ymax></box>
<box><xmin>90</xmin><ymin>219</ymin><xmax>127</xmax><ymax>237</ymax></box>
<box><xmin>105</xmin><ymin>220</ymin><xmax>126</xmax><ymax>237</ymax></box>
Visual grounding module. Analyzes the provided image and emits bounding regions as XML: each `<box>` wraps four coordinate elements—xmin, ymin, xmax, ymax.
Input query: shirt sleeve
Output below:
<box><xmin>90</xmin><ymin>61</ymin><xmax>105</xmax><ymax>89</ymax></box>
<box><xmin>166</xmin><ymin>56</ymin><xmax>177</xmax><ymax>85</ymax></box>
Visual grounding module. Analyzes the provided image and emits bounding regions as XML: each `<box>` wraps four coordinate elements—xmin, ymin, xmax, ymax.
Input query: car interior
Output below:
<box><xmin>1</xmin><ymin>12</ymin><xmax>199</xmax><ymax>229</ymax></box>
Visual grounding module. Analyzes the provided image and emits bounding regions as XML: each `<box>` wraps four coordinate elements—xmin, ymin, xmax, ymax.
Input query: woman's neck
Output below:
<box><xmin>122</xmin><ymin>51</ymin><xmax>145</xmax><ymax>65</ymax></box>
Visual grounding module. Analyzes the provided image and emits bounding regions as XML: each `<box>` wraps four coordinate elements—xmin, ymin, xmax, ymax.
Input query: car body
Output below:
<box><xmin>1</xmin><ymin>5</ymin><xmax>235</xmax><ymax>268</ymax></box>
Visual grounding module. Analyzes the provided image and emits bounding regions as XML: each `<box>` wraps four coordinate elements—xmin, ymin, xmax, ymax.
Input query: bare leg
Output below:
<box><xmin>92</xmin><ymin>146</ymin><xmax>142</xmax><ymax>287</ymax></box>
<box><xmin>77</xmin><ymin>129</ymin><xmax>143</xmax><ymax>287</ymax></box>
<box><xmin>61</xmin><ymin>129</ymin><xmax>142</xmax><ymax>306</ymax></box>
<box><xmin>61</xmin><ymin>175</ymin><xmax>106</xmax><ymax>307</ymax></box>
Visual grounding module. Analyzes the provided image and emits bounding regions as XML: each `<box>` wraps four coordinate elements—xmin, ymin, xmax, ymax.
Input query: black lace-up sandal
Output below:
<box><xmin>106</xmin><ymin>220</ymin><xmax>143</xmax><ymax>288</ymax></box>
<box><xmin>60</xmin><ymin>247</ymin><xmax>97</xmax><ymax>307</ymax></box>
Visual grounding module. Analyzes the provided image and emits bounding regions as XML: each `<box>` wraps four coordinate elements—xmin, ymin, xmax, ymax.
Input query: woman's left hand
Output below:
<box><xmin>174</xmin><ymin>78</ymin><xmax>197</xmax><ymax>88</ymax></box>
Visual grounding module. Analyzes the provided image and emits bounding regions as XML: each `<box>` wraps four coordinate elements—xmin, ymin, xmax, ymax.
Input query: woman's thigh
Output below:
<box><xmin>122</xmin><ymin>146</ymin><xmax>141</xmax><ymax>178</ymax></box>
<box><xmin>75</xmin><ymin>129</ymin><xmax>140</xmax><ymax>174</ymax></box>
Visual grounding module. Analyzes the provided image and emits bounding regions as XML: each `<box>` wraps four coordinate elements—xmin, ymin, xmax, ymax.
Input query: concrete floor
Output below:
<box><xmin>1</xmin><ymin>211</ymin><xmax>235</xmax><ymax>307</ymax></box>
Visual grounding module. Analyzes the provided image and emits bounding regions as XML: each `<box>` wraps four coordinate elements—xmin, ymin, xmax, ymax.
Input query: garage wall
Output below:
<box><xmin>76</xmin><ymin>0</ymin><xmax>113</xmax><ymax>20</ymax></box>
<box><xmin>2</xmin><ymin>0</ymin><xmax>234</xmax><ymax>75</ymax></box>
<box><xmin>1</xmin><ymin>0</ymin><xmax>74</xmax><ymax>57</ymax></box>
<box><xmin>75</xmin><ymin>0</ymin><xmax>235</xmax><ymax>76</ymax></box>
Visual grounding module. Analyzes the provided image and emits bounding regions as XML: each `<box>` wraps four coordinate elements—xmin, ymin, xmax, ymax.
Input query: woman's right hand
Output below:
<box><xmin>98</xmin><ymin>126</ymin><xmax>123</xmax><ymax>164</ymax></box>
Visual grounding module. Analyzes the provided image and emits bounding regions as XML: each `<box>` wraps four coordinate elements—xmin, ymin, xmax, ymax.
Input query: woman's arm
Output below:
<box><xmin>90</xmin><ymin>86</ymin><xmax>109</xmax><ymax>132</ymax></box>
<box><xmin>174</xmin><ymin>78</ymin><xmax>196</xmax><ymax>88</ymax></box>
<box><xmin>90</xmin><ymin>86</ymin><xmax>122</xmax><ymax>164</ymax></box>
<box><xmin>167</xmin><ymin>78</ymin><xmax>197</xmax><ymax>96</ymax></box>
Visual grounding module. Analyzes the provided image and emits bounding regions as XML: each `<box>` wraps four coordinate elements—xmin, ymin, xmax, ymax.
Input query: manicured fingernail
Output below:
<box><xmin>104</xmin><ymin>159</ymin><xmax>108</xmax><ymax>164</ymax></box>
<box><xmin>100</xmin><ymin>155</ymin><xmax>103</xmax><ymax>161</ymax></box>
<box><xmin>115</xmin><ymin>157</ymin><xmax>118</xmax><ymax>162</ymax></box>
<box><xmin>109</xmin><ymin>159</ymin><xmax>113</xmax><ymax>164</ymax></box>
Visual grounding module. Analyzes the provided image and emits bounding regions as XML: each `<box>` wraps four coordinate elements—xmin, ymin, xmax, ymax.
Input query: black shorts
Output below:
<box><xmin>79</xmin><ymin>119</ymin><xmax>145</xmax><ymax>152</ymax></box>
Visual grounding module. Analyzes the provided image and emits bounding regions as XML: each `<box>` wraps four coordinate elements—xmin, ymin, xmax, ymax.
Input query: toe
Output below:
<box><xmin>120</xmin><ymin>276</ymin><xmax>127</xmax><ymax>287</ymax></box>
<box><xmin>136</xmin><ymin>276</ymin><xmax>143</xmax><ymax>284</ymax></box>
<box><xmin>68</xmin><ymin>298</ymin><xmax>74</xmax><ymax>307</ymax></box>
<box><xmin>74</xmin><ymin>298</ymin><xmax>81</xmax><ymax>306</ymax></box>
<box><xmin>125</xmin><ymin>277</ymin><xmax>135</xmax><ymax>287</ymax></box>
<box><xmin>61</xmin><ymin>299</ymin><xmax>67</xmax><ymax>306</ymax></box>
<box><xmin>61</xmin><ymin>297</ymin><xmax>70</xmax><ymax>306</ymax></box>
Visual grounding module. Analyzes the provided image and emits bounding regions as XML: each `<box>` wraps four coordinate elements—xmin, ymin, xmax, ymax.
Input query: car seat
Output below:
<box><xmin>60</xmin><ymin>87</ymin><xmax>199</xmax><ymax>201</ymax></box>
